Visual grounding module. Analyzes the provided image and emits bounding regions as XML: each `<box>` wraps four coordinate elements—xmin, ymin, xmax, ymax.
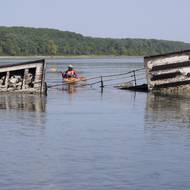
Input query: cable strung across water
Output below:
<box><xmin>47</xmin><ymin>67</ymin><xmax>146</xmax><ymax>89</ymax></box>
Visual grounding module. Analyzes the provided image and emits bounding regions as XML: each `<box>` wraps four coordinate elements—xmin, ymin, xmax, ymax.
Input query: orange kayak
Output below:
<box><xmin>63</xmin><ymin>77</ymin><xmax>87</xmax><ymax>84</ymax></box>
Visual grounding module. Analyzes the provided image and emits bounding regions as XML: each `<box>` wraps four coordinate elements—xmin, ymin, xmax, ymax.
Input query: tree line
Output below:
<box><xmin>0</xmin><ymin>26</ymin><xmax>190</xmax><ymax>56</ymax></box>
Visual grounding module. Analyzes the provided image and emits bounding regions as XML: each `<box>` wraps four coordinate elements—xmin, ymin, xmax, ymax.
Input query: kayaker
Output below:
<box><xmin>63</xmin><ymin>65</ymin><xmax>78</xmax><ymax>78</ymax></box>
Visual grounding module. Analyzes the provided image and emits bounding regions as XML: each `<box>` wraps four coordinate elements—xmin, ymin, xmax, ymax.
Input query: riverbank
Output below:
<box><xmin>0</xmin><ymin>55</ymin><xmax>143</xmax><ymax>60</ymax></box>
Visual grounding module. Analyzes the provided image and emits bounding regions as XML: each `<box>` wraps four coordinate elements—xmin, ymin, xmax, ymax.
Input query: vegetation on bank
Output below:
<box><xmin>0</xmin><ymin>26</ymin><xmax>190</xmax><ymax>56</ymax></box>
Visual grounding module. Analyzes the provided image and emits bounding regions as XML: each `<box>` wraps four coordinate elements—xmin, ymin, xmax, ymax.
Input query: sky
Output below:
<box><xmin>0</xmin><ymin>0</ymin><xmax>190</xmax><ymax>42</ymax></box>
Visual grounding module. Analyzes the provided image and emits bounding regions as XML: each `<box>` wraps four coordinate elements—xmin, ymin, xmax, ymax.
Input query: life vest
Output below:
<box><xmin>67</xmin><ymin>70</ymin><xmax>76</xmax><ymax>76</ymax></box>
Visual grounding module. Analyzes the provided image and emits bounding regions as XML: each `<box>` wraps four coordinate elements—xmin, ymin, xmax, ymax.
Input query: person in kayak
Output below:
<box><xmin>63</xmin><ymin>65</ymin><xmax>78</xmax><ymax>78</ymax></box>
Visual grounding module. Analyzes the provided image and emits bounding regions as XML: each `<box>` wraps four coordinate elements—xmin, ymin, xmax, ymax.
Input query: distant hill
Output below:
<box><xmin>0</xmin><ymin>26</ymin><xmax>190</xmax><ymax>56</ymax></box>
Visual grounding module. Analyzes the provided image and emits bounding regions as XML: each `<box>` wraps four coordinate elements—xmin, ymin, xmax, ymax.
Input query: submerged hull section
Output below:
<box><xmin>144</xmin><ymin>50</ymin><xmax>190</xmax><ymax>95</ymax></box>
<box><xmin>0</xmin><ymin>59</ymin><xmax>46</xmax><ymax>94</ymax></box>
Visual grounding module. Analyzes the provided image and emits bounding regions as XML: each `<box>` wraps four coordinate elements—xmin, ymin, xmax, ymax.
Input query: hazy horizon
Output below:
<box><xmin>1</xmin><ymin>0</ymin><xmax>190</xmax><ymax>42</ymax></box>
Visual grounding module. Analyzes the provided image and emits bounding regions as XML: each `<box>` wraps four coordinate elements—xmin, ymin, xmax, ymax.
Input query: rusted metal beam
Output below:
<box><xmin>0</xmin><ymin>59</ymin><xmax>45</xmax><ymax>69</ymax></box>
<box><xmin>151</xmin><ymin>71</ymin><xmax>182</xmax><ymax>81</ymax></box>
<box><xmin>151</xmin><ymin>61</ymin><xmax>190</xmax><ymax>71</ymax></box>
<box><xmin>154</xmin><ymin>80</ymin><xmax>190</xmax><ymax>89</ymax></box>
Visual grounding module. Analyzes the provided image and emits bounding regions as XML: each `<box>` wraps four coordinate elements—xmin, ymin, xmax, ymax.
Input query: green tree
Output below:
<box><xmin>47</xmin><ymin>40</ymin><xmax>58</xmax><ymax>55</ymax></box>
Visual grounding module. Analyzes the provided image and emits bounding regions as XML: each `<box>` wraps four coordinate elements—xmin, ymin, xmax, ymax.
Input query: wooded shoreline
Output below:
<box><xmin>0</xmin><ymin>55</ymin><xmax>143</xmax><ymax>60</ymax></box>
<box><xmin>0</xmin><ymin>26</ymin><xmax>190</xmax><ymax>57</ymax></box>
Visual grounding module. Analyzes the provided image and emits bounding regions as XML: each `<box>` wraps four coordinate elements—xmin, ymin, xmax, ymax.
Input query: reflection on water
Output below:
<box><xmin>145</xmin><ymin>93</ymin><xmax>190</xmax><ymax>127</ymax></box>
<box><xmin>0</xmin><ymin>94</ymin><xmax>46</xmax><ymax>112</ymax></box>
<box><xmin>0</xmin><ymin>94</ymin><xmax>47</xmax><ymax>128</ymax></box>
<box><xmin>61</xmin><ymin>84</ymin><xmax>77</xmax><ymax>94</ymax></box>
<box><xmin>2</xmin><ymin>58</ymin><xmax>190</xmax><ymax>190</ymax></box>
<box><xmin>143</xmin><ymin>93</ymin><xmax>190</xmax><ymax>190</ymax></box>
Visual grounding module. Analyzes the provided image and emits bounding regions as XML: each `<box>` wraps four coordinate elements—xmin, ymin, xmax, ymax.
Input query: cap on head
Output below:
<box><xmin>68</xmin><ymin>64</ymin><xmax>73</xmax><ymax>68</ymax></box>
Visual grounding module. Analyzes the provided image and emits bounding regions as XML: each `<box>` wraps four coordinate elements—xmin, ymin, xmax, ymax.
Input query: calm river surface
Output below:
<box><xmin>0</xmin><ymin>57</ymin><xmax>190</xmax><ymax>190</ymax></box>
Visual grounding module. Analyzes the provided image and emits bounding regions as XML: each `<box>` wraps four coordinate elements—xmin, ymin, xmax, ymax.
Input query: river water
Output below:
<box><xmin>0</xmin><ymin>57</ymin><xmax>190</xmax><ymax>190</ymax></box>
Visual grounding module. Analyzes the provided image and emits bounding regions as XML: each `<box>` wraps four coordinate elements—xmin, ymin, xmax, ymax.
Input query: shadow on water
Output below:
<box><xmin>145</xmin><ymin>92</ymin><xmax>190</xmax><ymax>128</ymax></box>
<box><xmin>0</xmin><ymin>94</ymin><xmax>46</xmax><ymax>112</ymax></box>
